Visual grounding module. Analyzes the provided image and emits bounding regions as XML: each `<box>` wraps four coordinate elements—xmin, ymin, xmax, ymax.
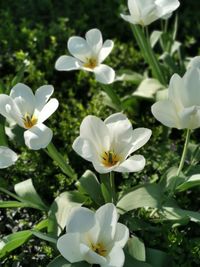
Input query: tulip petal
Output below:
<box><xmin>37</xmin><ymin>98</ymin><xmax>59</xmax><ymax>123</ymax></box>
<box><xmin>115</xmin><ymin>154</ymin><xmax>145</xmax><ymax>172</ymax></box>
<box><xmin>103</xmin><ymin>246</ymin><xmax>125</xmax><ymax>267</ymax></box>
<box><xmin>79</xmin><ymin>115</ymin><xmax>110</xmax><ymax>153</ymax></box>
<box><xmin>85</xmin><ymin>28</ymin><xmax>103</xmax><ymax>55</ymax></box>
<box><xmin>151</xmin><ymin>99</ymin><xmax>180</xmax><ymax>128</ymax></box>
<box><xmin>0</xmin><ymin>146</ymin><xmax>18</xmax><ymax>169</ymax></box>
<box><xmin>35</xmin><ymin>85</ymin><xmax>54</xmax><ymax>113</ymax></box>
<box><xmin>68</xmin><ymin>36</ymin><xmax>91</xmax><ymax>62</ymax></box>
<box><xmin>168</xmin><ymin>73</ymin><xmax>184</xmax><ymax>110</ymax></box>
<box><xmin>96</xmin><ymin>203</ymin><xmax>118</xmax><ymax>245</ymax></box>
<box><xmin>10</xmin><ymin>83</ymin><xmax>35</xmax><ymax>116</ymax></box>
<box><xmin>120</xmin><ymin>14</ymin><xmax>137</xmax><ymax>24</ymax></box>
<box><xmin>24</xmin><ymin>123</ymin><xmax>52</xmax><ymax>150</ymax></box>
<box><xmin>72</xmin><ymin>137</ymin><xmax>97</xmax><ymax>161</ymax></box>
<box><xmin>114</xmin><ymin>223</ymin><xmax>129</xmax><ymax>248</ymax></box>
<box><xmin>94</xmin><ymin>64</ymin><xmax>115</xmax><ymax>84</ymax></box>
<box><xmin>55</xmin><ymin>55</ymin><xmax>82</xmax><ymax>71</ymax></box>
<box><xmin>57</xmin><ymin>233</ymin><xmax>83</xmax><ymax>263</ymax></box>
<box><xmin>80</xmin><ymin>243</ymin><xmax>107</xmax><ymax>265</ymax></box>
<box><xmin>0</xmin><ymin>94</ymin><xmax>23</xmax><ymax>127</ymax></box>
<box><xmin>66</xmin><ymin>207</ymin><xmax>96</xmax><ymax>234</ymax></box>
<box><xmin>156</xmin><ymin>0</ymin><xmax>180</xmax><ymax>18</ymax></box>
<box><xmin>179</xmin><ymin>107</ymin><xmax>200</xmax><ymax>130</ymax></box>
<box><xmin>98</xmin><ymin>40</ymin><xmax>114</xmax><ymax>63</ymax></box>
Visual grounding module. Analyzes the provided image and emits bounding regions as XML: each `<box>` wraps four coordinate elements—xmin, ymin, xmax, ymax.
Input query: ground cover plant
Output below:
<box><xmin>0</xmin><ymin>0</ymin><xmax>200</xmax><ymax>266</ymax></box>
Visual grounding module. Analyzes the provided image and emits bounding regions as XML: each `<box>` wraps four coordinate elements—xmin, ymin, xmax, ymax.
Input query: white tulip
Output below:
<box><xmin>57</xmin><ymin>203</ymin><xmax>129</xmax><ymax>267</ymax></box>
<box><xmin>121</xmin><ymin>0</ymin><xmax>180</xmax><ymax>26</ymax></box>
<box><xmin>0</xmin><ymin>83</ymin><xmax>59</xmax><ymax>150</ymax></box>
<box><xmin>55</xmin><ymin>28</ymin><xmax>115</xmax><ymax>84</ymax></box>
<box><xmin>152</xmin><ymin>65</ymin><xmax>200</xmax><ymax>129</ymax></box>
<box><xmin>0</xmin><ymin>146</ymin><xmax>18</xmax><ymax>168</ymax></box>
<box><xmin>72</xmin><ymin>113</ymin><xmax>151</xmax><ymax>173</ymax></box>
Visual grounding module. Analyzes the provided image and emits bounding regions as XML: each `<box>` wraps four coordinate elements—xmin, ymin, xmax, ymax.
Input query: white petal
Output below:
<box><xmin>151</xmin><ymin>99</ymin><xmax>180</xmax><ymax>128</ymax></box>
<box><xmin>35</xmin><ymin>85</ymin><xmax>54</xmax><ymax>113</ymax></box>
<box><xmin>113</xmin><ymin>223</ymin><xmax>129</xmax><ymax>248</ymax></box>
<box><xmin>103</xmin><ymin>246</ymin><xmax>125</xmax><ymax>267</ymax></box>
<box><xmin>128</xmin><ymin>0</ymin><xmax>141</xmax><ymax>18</ymax></box>
<box><xmin>115</xmin><ymin>155</ymin><xmax>145</xmax><ymax>173</ymax></box>
<box><xmin>99</xmin><ymin>40</ymin><xmax>114</xmax><ymax>63</ymax></box>
<box><xmin>94</xmin><ymin>64</ymin><xmax>115</xmax><ymax>84</ymax></box>
<box><xmin>120</xmin><ymin>14</ymin><xmax>137</xmax><ymax>25</ymax></box>
<box><xmin>0</xmin><ymin>94</ymin><xmax>23</xmax><ymax>127</ymax></box>
<box><xmin>37</xmin><ymin>98</ymin><xmax>59</xmax><ymax>123</ymax></box>
<box><xmin>179</xmin><ymin>107</ymin><xmax>200</xmax><ymax>130</ymax></box>
<box><xmin>55</xmin><ymin>55</ymin><xmax>82</xmax><ymax>71</ymax></box>
<box><xmin>187</xmin><ymin>56</ymin><xmax>200</xmax><ymax>69</ymax></box>
<box><xmin>168</xmin><ymin>73</ymin><xmax>184</xmax><ymax>110</ymax></box>
<box><xmin>79</xmin><ymin>115</ymin><xmax>110</xmax><ymax>154</ymax></box>
<box><xmin>96</xmin><ymin>203</ymin><xmax>118</xmax><ymax>245</ymax></box>
<box><xmin>156</xmin><ymin>0</ymin><xmax>180</xmax><ymax>18</ymax></box>
<box><xmin>24</xmin><ymin>124</ymin><xmax>53</xmax><ymax>150</ymax></box>
<box><xmin>92</xmin><ymin>160</ymin><xmax>117</xmax><ymax>174</ymax></box>
<box><xmin>80</xmin><ymin>243</ymin><xmax>107</xmax><ymax>265</ymax></box>
<box><xmin>72</xmin><ymin>137</ymin><xmax>96</xmax><ymax>161</ymax></box>
<box><xmin>85</xmin><ymin>28</ymin><xmax>103</xmax><ymax>55</ymax></box>
<box><xmin>0</xmin><ymin>146</ymin><xmax>18</xmax><ymax>168</ymax></box>
<box><xmin>182</xmin><ymin>68</ymin><xmax>200</xmax><ymax>107</ymax></box>
<box><xmin>57</xmin><ymin>233</ymin><xmax>83</xmax><ymax>263</ymax></box>
<box><xmin>68</xmin><ymin>36</ymin><xmax>91</xmax><ymax>62</ymax></box>
<box><xmin>10</xmin><ymin>83</ymin><xmax>35</xmax><ymax>116</ymax></box>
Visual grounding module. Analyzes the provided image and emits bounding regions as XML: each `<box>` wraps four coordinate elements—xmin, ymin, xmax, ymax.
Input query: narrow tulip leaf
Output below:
<box><xmin>161</xmin><ymin>207</ymin><xmax>200</xmax><ymax>223</ymax></box>
<box><xmin>117</xmin><ymin>184</ymin><xmax>163</xmax><ymax>214</ymax></box>
<box><xmin>115</xmin><ymin>70</ymin><xmax>143</xmax><ymax>84</ymax></box>
<box><xmin>0</xmin><ymin>115</ymin><xmax>8</xmax><ymax>146</ymax></box>
<box><xmin>150</xmin><ymin>30</ymin><xmax>163</xmax><ymax>48</ymax></box>
<box><xmin>47</xmin><ymin>256</ymin><xmax>90</xmax><ymax>267</ymax></box>
<box><xmin>0</xmin><ymin>230</ymin><xmax>32</xmax><ymax>258</ymax></box>
<box><xmin>14</xmin><ymin>178</ymin><xmax>48</xmax><ymax>211</ymax></box>
<box><xmin>31</xmin><ymin>230</ymin><xmax>57</xmax><ymax>244</ymax></box>
<box><xmin>78</xmin><ymin>170</ymin><xmax>104</xmax><ymax>205</ymax></box>
<box><xmin>127</xmin><ymin>236</ymin><xmax>146</xmax><ymax>261</ymax></box>
<box><xmin>146</xmin><ymin>248</ymin><xmax>172</xmax><ymax>267</ymax></box>
<box><xmin>176</xmin><ymin>174</ymin><xmax>200</xmax><ymax>192</ymax></box>
<box><xmin>0</xmin><ymin>200</ymin><xmax>28</xmax><ymax>208</ymax></box>
<box><xmin>48</xmin><ymin>191</ymin><xmax>85</xmax><ymax>237</ymax></box>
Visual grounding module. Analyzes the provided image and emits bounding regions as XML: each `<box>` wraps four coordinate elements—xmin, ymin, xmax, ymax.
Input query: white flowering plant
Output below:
<box><xmin>0</xmin><ymin>1</ymin><xmax>200</xmax><ymax>266</ymax></box>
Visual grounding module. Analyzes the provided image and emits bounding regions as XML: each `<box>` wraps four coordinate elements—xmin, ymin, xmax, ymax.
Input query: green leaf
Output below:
<box><xmin>159</xmin><ymin>167</ymin><xmax>185</xmax><ymax>192</ymax></box>
<box><xmin>14</xmin><ymin>178</ymin><xmax>48</xmax><ymax>211</ymax></box>
<box><xmin>176</xmin><ymin>174</ymin><xmax>200</xmax><ymax>192</ymax></box>
<box><xmin>117</xmin><ymin>184</ymin><xmax>163</xmax><ymax>214</ymax></box>
<box><xmin>0</xmin><ymin>115</ymin><xmax>8</xmax><ymax>146</ymax></box>
<box><xmin>48</xmin><ymin>191</ymin><xmax>84</xmax><ymax>237</ymax></box>
<box><xmin>116</xmin><ymin>70</ymin><xmax>143</xmax><ymax>84</ymax></box>
<box><xmin>31</xmin><ymin>230</ymin><xmax>57</xmax><ymax>244</ymax></box>
<box><xmin>161</xmin><ymin>207</ymin><xmax>200</xmax><ymax>223</ymax></box>
<box><xmin>0</xmin><ymin>230</ymin><xmax>32</xmax><ymax>258</ymax></box>
<box><xmin>127</xmin><ymin>236</ymin><xmax>146</xmax><ymax>261</ymax></box>
<box><xmin>150</xmin><ymin>30</ymin><xmax>163</xmax><ymax>48</ymax></box>
<box><xmin>47</xmin><ymin>256</ymin><xmax>90</xmax><ymax>267</ymax></box>
<box><xmin>0</xmin><ymin>200</ymin><xmax>28</xmax><ymax>208</ymax></box>
<box><xmin>133</xmin><ymin>78</ymin><xmax>164</xmax><ymax>100</ymax></box>
<box><xmin>77</xmin><ymin>170</ymin><xmax>104</xmax><ymax>205</ymax></box>
<box><xmin>124</xmin><ymin>253</ymin><xmax>152</xmax><ymax>267</ymax></box>
<box><xmin>146</xmin><ymin>248</ymin><xmax>172</xmax><ymax>267</ymax></box>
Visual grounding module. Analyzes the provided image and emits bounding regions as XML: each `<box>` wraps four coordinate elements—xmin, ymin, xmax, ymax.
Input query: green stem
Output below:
<box><xmin>101</xmin><ymin>85</ymin><xmax>122</xmax><ymax>111</ymax></box>
<box><xmin>131</xmin><ymin>24</ymin><xmax>167</xmax><ymax>86</ymax></box>
<box><xmin>177</xmin><ymin>129</ymin><xmax>191</xmax><ymax>176</ymax></box>
<box><xmin>110</xmin><ymin>172</ymin><xmax>116</xmax><ymax>204</ymax></box>
<box><xmin>0</xmin><ymin>115</ymin><xmax>8</xmax><ymax>146</ymax></box>
<box><xmin>45</xmin><ymin>142</ymin><xmax>77</xmax><ymax>180</ymax></box>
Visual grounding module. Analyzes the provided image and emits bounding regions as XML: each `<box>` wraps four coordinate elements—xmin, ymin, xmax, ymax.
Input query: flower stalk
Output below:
<box><xmin>177</xmin><ymin>129</ymin><xmax>191</xmax><ymax>176</ymax></box>
<box><xmin>110</xmin><ymin>171</ymin><xmax>116</xmax><ymax>204</ymax></box>
<box><xmin>131</xmin><ymin>24</ymin><xmax>167</xmax><ymax>86</ymax></box>
<box><xmin>46</xmin><ymin>142</ymin><xmax>77</xmax><ymax>180</ymax></box>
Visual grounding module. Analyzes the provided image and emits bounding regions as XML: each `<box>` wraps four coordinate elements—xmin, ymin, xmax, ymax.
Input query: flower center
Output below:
<box><xmin>83</xmin><ymin>57</ymin><xmax>98</xmax><ymax>69</ymax></box>
<box><xmin>23</xmin><ymin>113</ymin><xmax>37</xmax><ymax>129</ymax></box>
<box><xmin>101</xmin><ymin>150</ymin><xmax>121</xmax><ymax>167</ymax></box>
<box><xmin>90</xmin><ymin>242</ymin><xmax>107</xmax><ymax>257</ymax></box>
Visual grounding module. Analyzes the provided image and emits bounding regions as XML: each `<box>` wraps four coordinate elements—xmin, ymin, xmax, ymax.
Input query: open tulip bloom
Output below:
<box><xmin>152</xmin><ymin>66</ymin><xmax>200</xmax><ymax>130</ymax></box>
<box><xmin>57</xmin><ymin>203</ymin><xmax>129</xmax><ymax>267</ymax></box>
<box><xmin>0</xmin><ymin>83</ymin><xmax>59</xmax><ymax>150</ymax></box>
<box><xmin>73</xmin><ymin>113</ymin><xmax>152</xmax><ymax>173</ymax></box>
<box><xmin>55</xmin><ymin>28</ymin><xmax>115</xmax><ymax>84</ymax></box>
<box><xmin>121</xmin><ymin>0</ymin><xmax>180</xmax><ymax>26</ymax></box>
<box><xmin>0</xmin><ymin>146</ymin><xmax>18</xmax><ymax>168</ymax></box>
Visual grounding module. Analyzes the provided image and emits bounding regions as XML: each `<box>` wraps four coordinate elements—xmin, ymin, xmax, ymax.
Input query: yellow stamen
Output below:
<box><xmin>90</xmin><ymin>242</ymin><xmax>107</xmax><ymax>257</ymax></box>
<box><xmin>83</xmin><ymin>58</ymin><xmax>98</xmax><ymax>69</ymax></box>
<box><xmin>23</xmin><ymin>113</ymin><xmax>37</xmax><ymax>129</ymax></box>
<box><xmin>101</xmin><ymin>150</ymin><xmax>121</xmax><ymax>167</ymax></box>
